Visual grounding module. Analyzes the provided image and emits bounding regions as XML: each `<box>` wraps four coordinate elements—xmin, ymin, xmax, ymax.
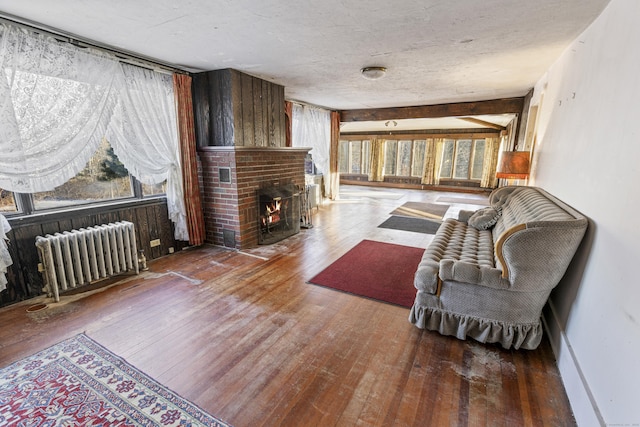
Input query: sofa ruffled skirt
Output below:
<box><xmin>409</xmin><ymin>304</ymin><xmax>543</xmax><ymax>350</ymax></box>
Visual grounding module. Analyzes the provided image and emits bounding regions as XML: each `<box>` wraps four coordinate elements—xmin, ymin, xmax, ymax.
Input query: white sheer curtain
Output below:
<box><xmin>291</xmin><ymin>103</ymin><xmax>331</xmax><ymax>195</ymax></box>
<box><xmin>107</xmin><ymin>64</ymin><xmax>187</xmax><ymax>240</ymax></box>
<box><xmin>0</xmin><ymin>24</ymin><xmax>119</xmax><ymax>192</ymax></box>
<box><xmin>0</xmin><ymin>23</ymin><xmax>188</xmax><ymax>240</ymax></box>
<box><xmin>480</xmin><ymin>137</ymin><xmax>500</xmax><ymax>189</ymax></box>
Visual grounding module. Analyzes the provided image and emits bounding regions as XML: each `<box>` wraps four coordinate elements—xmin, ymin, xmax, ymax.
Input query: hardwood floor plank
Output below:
<box><xmin>0</xmin><ymin>185</ymin><xmax>576</xmax><ymax>426</ymax></box>
<box><xmin>467</xmin><ymin>345</ymin><xmax>493</xmax><ymax>426</ymax></box>
<box><xmin>500</xmin><ymin>350</ymin><xmax>526</xmax><ymax>426</ymax></box>
<box><xmin>457</xmin><ymin>348</ymin><xmax>473</xmax><ymax>426</ymax></box>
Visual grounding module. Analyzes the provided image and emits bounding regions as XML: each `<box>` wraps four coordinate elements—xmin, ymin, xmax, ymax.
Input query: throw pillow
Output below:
<box><xmin>468</xmin><ymin>207</ymin><xmax>501</xmax><ymax>230</ymax></box>
<box><xmin>491</xmin><ymin>190</ymin><xmax>512</xmax><ymax>209</ymax></box>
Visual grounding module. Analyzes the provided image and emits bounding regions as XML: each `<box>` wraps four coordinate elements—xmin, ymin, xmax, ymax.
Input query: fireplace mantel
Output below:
<box><xmin>198</xmin><ymin>146</ymin><xmax>312</xmax><ymax>153</ymax></box>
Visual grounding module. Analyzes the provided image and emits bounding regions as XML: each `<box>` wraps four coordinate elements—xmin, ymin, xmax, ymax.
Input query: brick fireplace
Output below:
<box><xmin>198</xmin><ymin>146</ymin><xmax>310</xmax><ymax>249</ymax></box>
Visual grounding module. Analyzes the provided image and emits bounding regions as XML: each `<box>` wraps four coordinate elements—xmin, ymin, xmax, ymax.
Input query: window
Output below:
<box><xmin>339</xmin><ymin>134</ymin><xmax>492</xmax><ymax>183</ymax></box>
<box><xmin>470</xmin><ymin>140</ymin><xmax>486</xmax><ymax>180</ymax></box>
<box><xmin>0</xmin><ymin>189</ymin><xmax>17</xmax><ymax>213</ymax></box>
<box><xmin>33</xmin><ymin>140</ymin><xmax>134</xmax><ymax>210</ymax></box>
<box><xmin>384</xmin><ymin>139</ymin><xmax>427</xmax><ymax>178</ymax></box>
<box><xmin>351</xmin><ymin>140</ymin><xmax>362</xmax><ymax>174</ymax></box>
<box><xmin>142</xmin><ymin>181</ymin><xmax>167</xmax><ymax>197</ymax></box>
<box><xmin>339</xmin><ymin>141</ymin><xmax>350</xmax><ymax>174</ymax></box>
<box><xmin>453</xmin><ymin>140</ymin><xmax>472</xmax><ymax>179</ymax></box>
<box><xmin>384</xmin><ymin>140</ymin><xmax>397</xmax><ymax>175</ymax></box>
<box><xmin>339</xmin><ymin>140</ymin><xmax>371</xmax><ymax>175</ymax></box>
<box><xmin>3</xmin><ymin>140</ymin><xmax>166</xmax><ymax>216</ymax></box>
<box><xmin>440</xmin><ymin>138</ymin><xmax>486</xmax><ymax>180</ymax></box>
<box><xmin>362</xmin><ymin>142</ymin><xmax>371</xmax><ymax>175</ymax></box>
<box><xmin>411</xmin><ymin>140</ymin><xmax>427</xmax><ymax>177</ymax></box>
<box><xmin>397</xmin><ymin>140</ymin><xmax>412</xmax><ymax>176</ymax></box>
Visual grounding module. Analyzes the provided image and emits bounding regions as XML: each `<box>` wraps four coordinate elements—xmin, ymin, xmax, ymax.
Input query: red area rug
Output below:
<box><xmin>308</xmin><ymin>239</ymin><xmax>424</xmax><ymax>308</ymax></box>
<box><xmin>0</xmin><ymin>334</ymin><xmax>230</xmax><ymax>426</ymax></box>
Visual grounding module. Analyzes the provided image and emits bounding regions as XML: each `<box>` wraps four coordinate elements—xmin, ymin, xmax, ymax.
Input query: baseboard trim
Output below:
<box><xmin>542</xmin><ymin>303</ymin><xmax>605</xmax><ymax>427</ymax></box>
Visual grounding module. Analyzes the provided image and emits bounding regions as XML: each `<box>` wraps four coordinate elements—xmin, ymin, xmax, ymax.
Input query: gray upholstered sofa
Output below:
<box><xmin>409</xmin><ymin>186</ymin><xmax>587</xmax><ymax>350</ymax></box>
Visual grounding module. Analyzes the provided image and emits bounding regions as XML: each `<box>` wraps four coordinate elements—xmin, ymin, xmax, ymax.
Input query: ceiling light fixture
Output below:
<box><xmin>361</xmin><ymin>66</ymin><xmax>387</xmax><ymax>80</ymax></box>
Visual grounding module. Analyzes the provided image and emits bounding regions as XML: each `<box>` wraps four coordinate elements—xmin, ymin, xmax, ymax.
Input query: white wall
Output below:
<box><xmin>528</xmin><ymin>0</ymin><xmax>640</xmax><ymax>425</ymax></box>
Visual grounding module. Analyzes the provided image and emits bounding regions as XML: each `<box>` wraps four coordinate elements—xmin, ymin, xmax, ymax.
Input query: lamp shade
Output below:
<box><xmin>496</xmin><ymin>151</ymin><xmax>530</xmax><ymax>179</ymax></box>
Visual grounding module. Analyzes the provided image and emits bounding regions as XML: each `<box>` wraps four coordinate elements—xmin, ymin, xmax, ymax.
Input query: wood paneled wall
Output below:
<box><xmin>192</xmin><ymin>68</ymin><xmax>286</xmax><ymax>148</ymax></box>
<box><xmin>1</xmin><ymin>199</ymin><xmax>177</xmax><ymax>307</ymax></box>
<box><xmin>191</xmin><ymin>68</ymin><xmax>295</xmax><ymax>249</ymax></box>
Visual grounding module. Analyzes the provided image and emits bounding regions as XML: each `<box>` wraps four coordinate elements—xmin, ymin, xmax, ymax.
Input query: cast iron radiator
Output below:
<box><xmin>35</xmin><ymin>221</ymin><xmax>139</xmax><ymax>302</ymax></box>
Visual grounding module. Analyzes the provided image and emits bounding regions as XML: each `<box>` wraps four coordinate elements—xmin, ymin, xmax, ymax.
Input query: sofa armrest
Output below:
<box><xmin>414</xmin><ymin>262</ymin><xmax>440</xmax><ymax>294</ymax></box>
<box><xmin>439</xmin><ymin>259</ymin><xmax>511</xmax><ymax>290</ymax></box>
<box><xmin>495</xmin><ymin>224</ymin><xmax>527</xmax><ymax>279</ymax></box>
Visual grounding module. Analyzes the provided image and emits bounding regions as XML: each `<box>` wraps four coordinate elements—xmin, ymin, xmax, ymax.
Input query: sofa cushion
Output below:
<box><xmin>468</xmin><ymin>207</ymin><xmax>501</xmax><ymax>230</ymax></box>
<box><xmin>414</xmin><ymin>219</ymin><xmax>494</xmax><ymax>293</ymax></box>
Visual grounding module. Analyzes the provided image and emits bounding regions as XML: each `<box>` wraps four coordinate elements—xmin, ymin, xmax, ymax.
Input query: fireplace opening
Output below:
<box><xmin>258</xmin><ymin>183</ymin><xmax>300</xmax><ymax>245</ymax></box>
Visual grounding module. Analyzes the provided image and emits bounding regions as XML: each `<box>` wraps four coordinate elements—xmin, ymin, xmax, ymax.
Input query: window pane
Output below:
<box><xmin>412</xmin><ymin>140</ymin><xmax>426</xmax><ymax>177</ymax></box>
<box><xmin>453</xmin><ymin>139</ymin><xmax>472</xmax><ymax>179</ymax></box>
<box><xmin>339</xmin><ymin>140</ymin><xmax>349</xmax><ymax>173</ymax></box>
<box><xmin>471</xmin><ymin>139</ymin><xmax>486</xmax><ymax>180</ymax></box>
<box><xmin>0</xmin><ymin>189</ymin><xmax>17</xmax><ymax>212</ymax></box>
<box><xmin>143</xmin><ymin>181</ymin><xmax>167</xmax><ymax>196</ymax></box>
<box><xmin>440</xmin><ymin>139</ymin><xmax>455</xmax><ymax>178</ymax></box>
<box><xmin>33</xmin><ymin>140</ymin><xmax>134</xmax><ymax>210</ymax></box>
<box><xmin>384</xmin><ymin>140</ymin><xmax>397</xmax><ymax>176</ymax></box>
<box><xmin>350</xmin><ymin>141</ymin><xmax>362</xmax><ymax>174</ymax></box>
<box><xmin>397</xmin><ymin>140</ymin><xmax>412</xmax><ymax>176</ymax></box>
<box><xmin>362</xmin><ymin>140</ymin><xmax>371</xmax><ymax>175</ymax></box>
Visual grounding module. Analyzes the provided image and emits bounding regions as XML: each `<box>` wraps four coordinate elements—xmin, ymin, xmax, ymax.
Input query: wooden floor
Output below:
<box><xmin>0</xmin><ymin>185</ymin><xmax>575</xmax><ymax>426</ymax></box>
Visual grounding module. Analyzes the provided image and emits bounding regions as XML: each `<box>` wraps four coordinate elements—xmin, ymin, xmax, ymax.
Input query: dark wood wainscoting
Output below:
<box><xmin>1</xmin><ymin>198</ymin><xmax>178</xmax><ymax>307</ymax></box>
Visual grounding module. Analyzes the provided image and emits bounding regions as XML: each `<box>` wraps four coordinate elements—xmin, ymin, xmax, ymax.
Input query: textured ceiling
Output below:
<box><xmin>0</xmin><ymin>0</ymin><xmax>610</xmax><ymax>113</ymax></box>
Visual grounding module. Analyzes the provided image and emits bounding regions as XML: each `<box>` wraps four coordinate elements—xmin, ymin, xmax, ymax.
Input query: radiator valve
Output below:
<box><xmin>138</xmin><ymin>250</ymin><xmax>149</xmax><ymax>271</ymax></box>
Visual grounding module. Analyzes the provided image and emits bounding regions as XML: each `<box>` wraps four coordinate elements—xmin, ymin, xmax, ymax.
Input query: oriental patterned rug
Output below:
<box><xmin>0</xmin><ymin>334</ymin><xmax>230</xmax><ymax>426</ymax></box>
<box><xmin>308</xmin><ymin>240</ymin><xmax>424</xmax><ymax>308</ymax></box>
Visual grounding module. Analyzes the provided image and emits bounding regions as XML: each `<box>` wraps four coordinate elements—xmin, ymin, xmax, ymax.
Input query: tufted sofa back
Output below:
<box><xmin>489</xmin><ymin>186</ymin><xmax>588</xmax><ymax>290</ymax></box>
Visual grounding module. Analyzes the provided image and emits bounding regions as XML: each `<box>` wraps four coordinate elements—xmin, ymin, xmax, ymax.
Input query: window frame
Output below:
<box><xmin>1</xmin><ymin>178</ymin><xmax>169</xmax><ymax>221</ymax></box>
<box><xmin>338</xmin><ymin>139</ymin><xmax>371</xmax><ymax>175</ymax></box>
<box><xmin>411</xmin><ymin>139</ymin><xmax>427</xmax><ymax>178</ymax></box>
<box><xmin>381</xmin><ymin>138</ymin><xmax>428</xmax><ymax>178</ymax></box>
<box><xmin>4</xmin><ymin>177</ymin><xmax>165</xmax><ymax>219</ymax></box>
<box><xmin>340</xmin><ymin>131</ymin><xmax>499</xmax><ymax>183</ymax></box>
<box><xmin>0</xmin><ymin>188</ymin><xmax>20</xmax><ymax>214</ymax></box>
<box><xmin>1</xmin><ymin>140</ymin><xmax>167</xmax><ymax>219</ymax></box>
<box><xmin>440</xmin><ymin>138</ymin><xmax>487</xmax><ymax>181</ymax></box>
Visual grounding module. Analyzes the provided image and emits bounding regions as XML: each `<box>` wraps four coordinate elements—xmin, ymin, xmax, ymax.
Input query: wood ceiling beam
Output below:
<box><xmin>459</xmin><ymin>117</ymin><xmax>506</xmax><ymax>130</ymax></box>
<box><xmin>339</xmin><ymin>97</ymin><xmax>525</xmax><ymax>122</ymax></box>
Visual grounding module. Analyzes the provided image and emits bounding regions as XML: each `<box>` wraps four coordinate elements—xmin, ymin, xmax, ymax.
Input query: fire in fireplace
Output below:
<box><xmin>258</xmin><ymin>183</ymin><xmax>300</xmax><ymax>244</ymax></box>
